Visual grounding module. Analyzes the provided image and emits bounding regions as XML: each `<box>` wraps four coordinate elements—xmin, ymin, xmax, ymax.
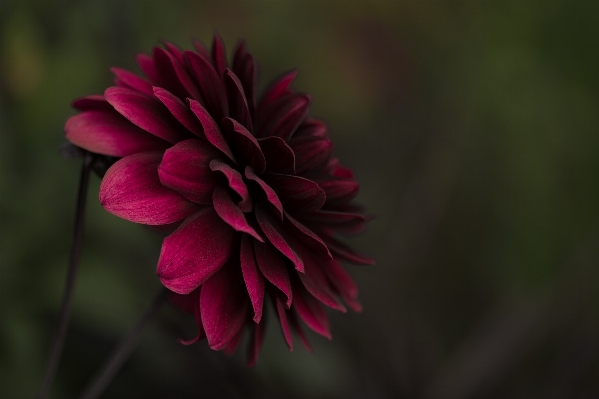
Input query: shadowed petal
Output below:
<box><xmin>65</xmin><ymin>110</ymin><xmax>169</xmax><ymax>157</ymax></box>
<box><xmin>246</xmin><ymin>168</ymin><xmax>283</xmax><ymax>219</ymax></box>
<box><xmin>260</xmin><ymin>94</ymin><xmax>310</xmax><ymax>141</ymax></box>
<box><xmin>105</xmin><ymin>86</ymin><xmax>187</xmax><ymax>143</ymax></box>
<box><xmin>302</xmin><ymin>210</ymin><xmax>367</xmax><ymax>234</ymax></box>
<box><xmin>247</xmin><ymin>318</ymin><xmax>266</xmax><ymax>367</ymax></box>
<box><xmin>316</xmin><ymin>177</ymin><xmax>360</xmax><ymax>205</ymax></box>
<box><xmin>274</xmin><ymin>297</ymin><xmax>293</xmax><ymax>351</ymax></box>
<box><xmin>285</xmin><ymin>213</ymin><xmax>332</xmax><ymax>261</ymax></box>
<box><xmin>265</xmin><ymin>173</ymin><xmax>325</xmax><ymax>212</ymax></box>
<box><xmin>289</xmin><ymin>309</ymin><xmax>313</xmax><ymax>352</ymax></box>
<box><xmin>290</xmin><ymin>136</ymin><xmax>333</xmax><ymax>174</ymax></box>
<box><xmin>153</xmin><ymin>46</ymin><xmax>202</xmax><ymax>101</ymax></box>
<box><xmin>100</xmin><ymin>152</ymin><xmax>197</xmax><ymax>225</ymax></box>
<box><xmin>189</xmin><ymin>99</ymin><xmax>235</xmax><ymax>162</ymax></box>
<box><xmin>223</xmin><ymin>118</ymin><xmax>265</xmax><ymax>173</ymax></box>
<box><xmin>209</xmin><ymin>160</ymin><xmax>252</xmax><ymax>212</ymax></box>
<box><xmin>232</xmin><ymin>41</ymin><xmax>256</xmax><ymax>119</ymax></box>
<box><xmin>158</xmin><ymin>139</ymin><xmax>222</xmax><ymax>204</ymax></box>
<box><xmin>211</xmin><ymin>34</ymin><xmax>228</xmax><ymax>77</ymax></box>
<box><xmin>200</xmin><ymin>262</ymin><xmax>249</xmax><ymax>350</ymax></box>
<box><xmin>185</xmin><ymin>50</ymin><xmax>228</xmax><ymax>120</ymax></box>
<box><xmin>213</xmin><ymin>186</ymin><xmax>263</xmax><ymax>241</ymax></box>
<box><xmin>224</xmin><ymin>69</ymin><xmax>253</xmax><ymax>133</ymax></box>
<box><xmin>292</xmin><ymin>280</ymin><xmax>331</xmax><ymax>339</ymax></box>
<box><xmin>111</xmin><ymin>67</ymin><xmax>153</xmax><ymax>96</ymax></box>
<box><xmin>153</xmin><ymin>87</ymin><xmax>203</xmax><ymax>136</ymax></box>
<box><xmin>259</xmin><ymin>70</ymin><xmax>297</xmax><ymax>111</ymax></box>
<box><xmin>72</xmin><ymin>95</ymin><xmax>113</xmax><ymax>111</ymax></box>
<box><xmin>294</xmin><ymin>119</ymin><xmax>327</xmax><ymax>139</ymax></box>
<box><xmin>240</xmin><ymin>235</ymin><xmax>265</xmax><ymax>323</ymax></box>
<box><xmin>258</xmin><ymin>136</ymin><xmax>295</xmax><ymax>174</ymax></box>
<box><xmin>298</xmin><ymin>250</ymin><xmax>346</xmax><ymax>312</ymax></box>
<box><xmin>321</xmin><ymin>234</ymin><xmax>375</xmax><ymax>265</ymax></box>
<box><xmin>254</xmin><ymin>240</ymin><xmax>292</xmax><ymax>306</ymax></box>
<box><xmin>255</xmin><ymin>205</ymin><xmax>303</xmax><ymax>272</ymax></box>
<box><xmin>323</xmin><ymin>260</ymin><xmax>362</xmax><ymax>312</ymax></box>
<box><xmin>157</xmin><ymin>208</ymin><xmax>235</xmax><ymax>294</ymax></box>
<box><xmin>224</xmin><ymin>328</ymin><xmax>244</xmax><ymax>356</ymax></box>
<box><xmin>136</xmin><ymin>53</ymin><xmax>160</xmax><ymax>85</ymax></box>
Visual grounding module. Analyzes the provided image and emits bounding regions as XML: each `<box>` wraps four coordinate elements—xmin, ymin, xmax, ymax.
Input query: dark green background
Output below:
<box><xmin>2</xmin><ymin>1</ymin><xmax>599</xmax><ymax>398</ymax></box>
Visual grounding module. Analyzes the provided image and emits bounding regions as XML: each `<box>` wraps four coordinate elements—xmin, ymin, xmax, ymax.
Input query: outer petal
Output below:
<box><xmin>99</xmin><ymin>152</ymin><xmax>197</xmax><ymax>225</ymax></box>
<box><xmin>111</xmin><ymin>67</ymin><xmax>154</xmax><ymax>96</ymax></box>
<box><xmin>254</xmin><ymin>240</ymin><xmax>292</xmax><ymax>307</ymax></box>
<box><xmin>255</xmin><ymin>205</ymin><xmax>303</xmax><ymax>272</ymax></box>
<box><xmin>289</xmin><ymin>310</ymin><xmax>313</xmax><ymax>352</ymax></box>
<box><xmin>212</xmin><ymin>186</ymin><xmax>263</xmax><ymax>241</ymax></box>
<box><xmin>189</xmin><ymin>99</ymin><xmax>235</xmax><ymax>162</ymax></box>
<box><xmin>321</xmin><ymin>234</ymin><xmax>375</xmax><ymax>265</ymax></box>
<box><xmin>153</xmin><ymin>87</ymin><xmax>204</xmax><ymax>136</ymax></box>
<box><xmin>265</xmin><ymin>173</ymin><xmax>325</xmax><ymax>212</ymax></box>
<box><xmin>209</xmin><ymin>160</ymin><xmax>252</xmax><ymax>212</ymax></box>
<box><xmin>292</xmin><ymin>280</ymin><xmax>331</xmax><ymax>339</ymax></box>
<box><xmin>316</xmin><ymin>177</ymin><xmax>359</xmax><ymax>205</ymax></box>
<box><xmin>258</xmin><ymin>136</ymin><xmax>295</xmax><ymax>174</ymax></box>
<box><xmin>274</xmin><ymin>297</ymin><xmax>293</xmax><ymax>351</ymax></box>
<box><xmin>72</xmin><ymin>94</ymin><xmax>113</xmax><ymax>111</ymax></box>
<box><xmin>298</xmin><ymin>249</ymin><xmax>346</xmax><ymax>312</ymax></box>
<box><xmin>245</xmin><ymin>168</ymin><xmax>283</xmax><ymax>219</ymax></box>
<box><xmin>65</xmin><ymin>110</ymin><xmax>169</xmax><ymax>157</ymax></box>
<box><xmin>302</xmin><ymin>210</ymin><xmax>367</xmax><ymax>234</ymax></box>
<box><xmin>224</xmin><ymin>69</ymin><xmax>253</xmax><ymax>133</ymax></box>
<box><xmin>211</xmin><ymin>34</ymin><xmax>228</xmax><ymax>77</ymax></box>
<box><xmin>240</xmin><ymin>235</ymin><xmax>265</xmax><ymax>323</ymax></box>
<box><xmin>158</xmin><ymin>139</ymin><xmax>222</xmax><ymax>204</ymax></box>
<box><xmin>223</xmin><ymin>117</ymin><xmax>265</xmax><ymax>173</ymax></box>
<box><xmin>157</xmin><ymin>208</ymin><xmax>235</xmax><ymax>294</ymax></box>
<box><xmin>323</xmin><ymin>260</ymin><xmax>362</xmax><ymax>312</ymax></box>
<box><xmin>258</xmin><ymin>70</ymin><xmax>297</xmax><ymax>111</ymax></box>
<box><xmin>185</xmin><ymin>50</ymin><xmax>228</xmax><ymax>121</ymax></box>
<box><xmin>247</xmin><ymin>318</ymin><xmax>266</xmax><ymax>367</ymax></box>
<box><xmin>290</xmin><ymin>136</ymin><xmax>333</xmax><ymax>174</ymax></box>
<box><xmin>294</xmin><ymin>119</ymin><xmax>328</xmax><ymax>139</ymax></box>
<box><xmin>153</xmin><ymin>46</ymin><xmax>202</xmax><ymax>101</ymax></box>
<box><xmin>104</xmin><ymin>86</ymin><xmax>187</xmax><ymax>143</ymax></box>
<box><xmin>200</xmin><ymin>262</ymin><xmax>249</xmax><ymax>350</ymax></box>
<box><xmin>260</xmin><ymin>94</ymin><xmax>311</xmax><ymax>141</ymax></box>
<box><xmin>232</xmin><ymin>41</ymin><xmax>256</xmax><ymax>119</ymax></box>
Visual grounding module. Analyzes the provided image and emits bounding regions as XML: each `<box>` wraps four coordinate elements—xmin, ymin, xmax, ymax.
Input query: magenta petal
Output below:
<box><xmin>136</xmin><ymin>53</ymin><xmax>160</xmax><ymax>84</ymax></box>
<box><xmin>224</xmin><ymin>69</ymin><xmax>253</xmax><ymax>133</ymax></box>
<box><xmin>153</xmin><ymin>87</ymin><xmax>204</xmax><ymax>136</ymax></box>
<box><xmin>213</xmin><ymin>186</ymin><xmax>263</xmax><ymax>241</ymax></box>
<box><xmin>104</xmin><ymin>86</ymin><xmax>186</xmax><ymax>144</ymax></box>
<box><xmin>322</xmin><ymin>235</ymin><xmax>375</xmax><ymax>265</ymax></box>
<box><xmin>294</xmin><ymin>119</ymin><xmax>328</xmax><ymax>139</ymax></box>
<box><xmin>291</xmin><ymin>136</ymin><xmax>333</xmax><ymax>174</ymax></box>
<box><xmin>178</xmin><ymin>291</ymin><xmax>206</xmax><ymax>345</ymax></box>
<box><xmin>260</xmin><ymin>94</ymin><xmax>311</xmax><ymax>141</ymax></box>
<box><xmin>72</xmin><ymin>95</ymin><xmax>113</xmax><ymax>111</ymax></box>
<box><xmin>259</xmin><ymin>70</ymin><xmax>297</xmax><ymax>111</ymax></box>
<box><xmin>223</xmin><ymin>117</ymin><xmax>265</xmax><ymax>173</ymax></box>
<box><xmin>164</xmin><ymin>42</ymin><xmax>185</xmax><ymax>64</ymax></box>
<box><xmin>111</xmin><ymin>67</ymin><xmax>154</xmax><ymax>96</ymax></box>
<box><xmin>303</xmin><ymin>210</ymin><xmax>367</xmax><ymax>234</ymax></box>
<box><xmin>285</xmin><ymin>213</ymin><xmax>332</xmax><ymax>261</ymax></box>
<box><xmin>289</xmin><ymin>310</ymin><xmax>313</xmax><ymax>352</ymax></box>
<box><xmin>292</xmin><ymin>281</ymin><xmax>331</xmax><ymax>339</ymax></box>
<box><xmin>157</xmin><ymin>208</ymin><xmax>235</xmax><ymax>294</ymax></box>
<box><xmin>265</xmin><ymin>173</ymin><xmax>325</xmax><ymax>212</ymax></box>
<box><xmin>245</xmin><ymin>168</ymin><xmax>283</xmax><ymax>219</ymax></box>
<box><xmin>185</xmin><ymin>50</ymin><xmax>228</xmax><ymax>120</ymax></box>
<box><xmin>254</xmin><ymin>240</ymin><xmax>292</xmax><ymax>307</ymax></box>
<box><xmin>211</xmin><ymin>34</ymin><xmax>228</xmax><ymax>77</ymax></box>
<box><xmin>65</xmin><ymin>110</ymin><xmax>169</xmax><ymax>157</ymax></box>
<box><xmin>240</xmin><ymin>235</ymin><xmax>265</xmax><ymax>323</ymax></box>
<box><xmin>232</xmin><ymin>41</ymin><xmax>256</xmax><ymax>119</ymax></box>
<box><xmin>247</xmin><ymin>319</ymin><xmax>266</xmax><ymax>367</ymax></box>
<box><xmin>274</xmin><ymin>297</ymin><xmax>293</xmax><ymax>351</ymax></box>
<box><xmin>100</xmin><ymin>152</ymin><xmax>197</xmax><ymax>225</ymax></box>
<box><xmin>209</xmin><ymin>160</ymin><xmax>252</xmax><ymax>212</ymax></box>
<box><xmin>323</xmin><ymin>260</ymin><xmax>362</xmax><ymax>312</ymax></box>
<box><xmin>193</xmin><ymin>39</ymin><xmax>210</xmax><ymax>59</ymax></box>
<box><xmin>257</xmin><ymin>137</ymin><xmax>295</xmax><ymax>174</ymax></box>
<box><xmin>317</xmin><ymin>177</ymin><xmax>360</xmax><ymax>205</ymax></box>
<box><xmin>255</xmin><ymin>205</ymin><xmax>303</xmax><ymax>272</ymax></box>
<box><xmin>298</xmin><ymin>251</ymin><xmax>346</xmax><ymax>312</ymax></box>
<box><xmin>200</xmin><ymin>262</ymin><xmax>249</xmax><ymax>350</ymax></box>
<box><xmin>153</xmin><ymin>46</ymin><xmax>202</xmax><ymax>101</ymax></box>
<box><xmin>189</xmin><ymin>99</ymin><xmax>235</xmax><ymax>162</ymax></box>
<box><xmin>158</xmin><ymin>139</ymin><xmax>222</xmax><ymax>204</ymax></box>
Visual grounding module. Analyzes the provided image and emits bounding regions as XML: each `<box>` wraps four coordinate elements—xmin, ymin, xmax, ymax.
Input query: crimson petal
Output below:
<box><xmin>317</xmin><ymin>177</ymin><xmax>360</xmax><ymax>205</ymax></box>
<box><xmin>302</xmin><ymin>210</ymin><xmax>367</xmax><ymax>234</ymax></box>
<box><xmin>157</xmin><ymin>208</ymin><xmax>235</xmax><ymax>294</ymax></box>
<box><xmin>323</xmin><ymin>260</ymin><xmax>362</xmax><ymax>312</ymax></box>
<box><xmin>292</xmin><ymin>280</ymin><xmax>331</xmax><ymax>339</ymax></box>
<box><xmin>189</xmin><ymin>99</ymin><xmax>235</xmax><ymax>162</ymax></box>
<box><xmin>285</xmin><ymin>213</ymin><xmax>332</xmax><ymax>261</ymax></box>
<box><xmin>240</xmin><ymin>235</ymin><xmax>265</xmax><ymax>323</ymax></box>
<box><xmin>247</xmin><ymin>319</ymin><xmax>266</xmax><ymax>367</ymax></box>
<box><xmin>274</xmin><ymin>297</ymin><xmax>293</xmax><ymax>351</ymax></box>
<box><xmin>289</xmin><ymin>310</ymin><xmax>313</xmax><ymax>352</ymax></box>
<box><xmin>104</xmin><ymin>86</ymin><xmax>186</xmax><ymax>144</ymax></box>
<box><xmin>200</xmin><ymin>262</ymin><xmax>249</xmax><ymax>350</ymax></box>
<box><xmin>254</xmin><ymin>240</ymin><xmax>292</xmax><ymax>307</ymax></box>
<box><xmin>154</xmin><ymin>46</ymin><xmax>202</xmax><ymax>101</ymax></box>
<box><xmin>158</xmin><ymin>139</ymin><xmax>222</xmax><ymax>204</ymax></box>
<box><xmin>153</xmin><ymin>87</ymin><xmax>203</xmax><ymax>136</ymax></box>
<box><xmin>291</xmin><ymin>136</ymin><xmax>333</xmax><ymax>174</ymax></box>
<box><xmin>265</xmin><ymin>173</ymin><xmax>325</xmax><ymax>212</ymax></box>
<box><xmin>232</xmin><ymin>41</ymin><xmax>256</xmax><ymax>119</ymax></box>
<box><xmin>294</xmin><ymin>119</ymin><xmax>328</xmax><ymax>139</ymax></box>
<box><xmin>209</xmin><ymin>160</ymin><xmax>252</xmax><ymax>212</ymax></box>
<box><xmin>246</xmin><ymin>168</ymin><xmax>283</xmax><ymax>219</ymax></box>
<box><xmin>223</xmin><ymin>117</ymin><xmax>265</xmax><ymax>173</ymax></box>
<box><xmin>257</xmin><ymin>137</ymin><xmax>295</xmax><ymax>174</ymax></box>
<box><xmin>255</xmin><ymin>205</ymin><xmax>303</xmax><ymax>272</ymax></box>
<box><xmin>100</xmin><ymin>152</ymin><xmax>197</xmax><ymax>225</ymax></box>
<box><xmin>321</xmin><ymin>235</ymin><xmax>375</xmax><ymax>265</ymax></box>
<box><xmin>260</xmin><ymin>94</ymin><xmax>310</xmax><ymax>141</ymax></box>
<box><xmin>136</xmin><ymin>53</ymin><xmax>160</xmax><ymax>85</ymax></box>
<box><xmin>211</xmin><ymin>34</ymin><xmax>228</xmax><ymax>77</ymax></box>
<box><xmin>72</xmin><ymin>95</ymin><xmax>112</xmax><ymax>111</ymax></box>
<box><xmin>111</xmin><ymin>67</ymin><xmax>153</xmax><ymax>96</ymax></box>
<box><xmin>259</xmin><ymin>70</ymin><xmax>297</xmax><ymax>111</ymax></box>
<box><xmin>298</xmin><ymin>250</ymin><xmax>346</xmax><ymax>312</ymax></box>
<box><xmin>185</xmin><ymin>50</ymin><xmax>228</xmax><ymax>121</ymax></box>
<box><xmin>65</xmin><ymin>110</ymin><xmax>169</xmax><ymax>157</ymax></box>
<box><xmin>224</xmin><ymin>69</ymin><xmax>253</xmax><ymax>133</ymax></box>
<box><xmin>213</xmin><ymin>187</ymin><xmax>263</xmax><ymax>241</ymax></box>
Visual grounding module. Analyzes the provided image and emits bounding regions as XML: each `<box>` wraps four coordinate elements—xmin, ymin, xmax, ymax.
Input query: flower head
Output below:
<box><xmin>65</xmin><ymin>35</ymin><xmax>373</xmax><ymax>365</ymax></box>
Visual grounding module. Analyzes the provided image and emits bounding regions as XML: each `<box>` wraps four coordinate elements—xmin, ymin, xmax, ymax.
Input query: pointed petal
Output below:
<box><xmin>254</xmin><ymin>240</ymin><xmax>292</xmax><ymax>307</ymax></box>
<box><xmin>111</xmin><ymin>67</ymin><xmax>154</xmax><ymax>96</ymax></box>
<box><xmin>213</xmin><ymin>186</ymin><xmax>263</xmax><ymax>241</ymax></box>
<box><xmin>246</xmin><ymin>168</ymin><xmax>283</xmax><ymax>219</ymax></box>
<box><xmin>99</xmin><ymin>152</ymin><xmax>197</xmax><ymax>225</ymax></box>
<box><xmin>224</xmin><ymin>328</ymin><xmax>244</xmax><ymax>355</ymax></box>
<box><xmin>136</xmin><ymin>53</ymin><xmax>160</xmax><ymax>84</ymax></box>
<box><xmin>223</xmin><ymin>117</ymin><xmax>265</xmax><ymax>173</ymax></box>
<box><xmin>153</xmin><ymin>87</ymin><xmax>203</xmax><ymax>136</ymax></box>
<box><xmin>274</xmin><ymin>296</ymin><xmax>293</xmax><ymax>351</ymax></box>
<box><xmin>189</xmin><ymin>99</ymin><xmax>235</xmax><ymax>161</ymax></box>
<box><xmin>153</xmin><ymin>46</ymin><xmax>202</xmax><ymax>101</ymax></box>
<box><xmin>232</xmin><ymin>41</ymin><xmax>256</xmax><ymax>119</ymax></box>
<box><xmin>294</xmin><ymin>119</ymin><xmax>328</xmax><ymax>139</ymax></box>
<box><xmin>265</xmin><ymin>173</ymin><xmax>325</xmax><ymax>212</ymax></box>
<box><xmin>72</xmin><ymin>95</ymin><xmax>113</xmax><ymax>111</ymax></box>
<box><xmin>255</xmin><ymin>205</ymin><xmax>303</xmax><ymax>272</ymax></box>
<box><xmin>211</xmin><ymin>33</ymin><xmax>228</xmax><ymax>77</ymax></box>
<box><xmin>292</xmin><ymin>280</ymin><xmax>331</xmax><ymax>339</ymax></box>
<box><xmin>259</xmin><ymin>70</ymin><xmax>297</xmax><ymax>111</ymax></box>
<box><xmin>317</xmin><ymin>177</ymin><xmax>359</xmax><ymax>205</ymax></box>
<box><xmin>240</xmin><ymin>235</ymin><xmax>265</xmax><ymax>323</ymax></box>
<box><xmin>302</xmin><ymin>210</ymin><xmax>367</xmax><ymax>234</ymax></box>
<box><xmin>193</xmin><ymin>39</ymin><xmax>210</xmax><ymax>59</ymax></box>
<box><xmin>285</xmin><ymin>213</ymin><xmax>332</xmax><ymax>261</ymax></box>
<box><xmin>157</xmin><ymin>208</ymin><xmax>235</xmax><ymax>294</ymax></box>
<box><xmin>104</xmin><ymin>86</ymin><xmax>187</xmax><ymax>143</ymax></box>
<box><xmin>200</xmin><ymin>262</ymin><xmax>249</xmax><ymax>350</ymax></box>
<box><xmin>289</xmin><ymin>309</ymin><xmax>313</xmax><ymax>352</ymax></box>
<box><xmin>322</xmin><ymin>235</ymin><xmax>375</xmax><ymax>265</ymax></box>
<box><xmin>178</xmin><ymin>291</ymin><xmax>206</xmax><ymax>345</ymax></box>
<box><xmin>247</xmin><ymin>318</ymin><xmax>266</xmax><ymax>367</ymax></box>
<box><xmin>258</xmin><ymin>136</ymin><xmax>295</xmax><ymax>174</ymax></box>
<box><xmin>158</xmin><ymin>139</ymin><xmax>222</xmax><ymax>204</ymax></box>
<box><xmin>323</xmin><ymin>260</ymin><xmax>362</xmax><ymax>312</ymax></box>
<box><xmin>164</xmin><ymin>42</ymin><xmax>185</xmax><ymax>64</ymax></box>
<box><xmin>290</xmin><ymin>136</ymin><xmax>333</xmax><ymax>174</ymax></box>
<box><xmin>65</xmin><ymin>110</ymin><xmax>169</xmax><ymax>157</ymax></box>
<box><xmin>260</xmin><ymin>94</ymin><xmax>310</xmax><ymax>141</ymax></box>
<box><xmin>209</xmin><ymin>160</ymin><xmax>252</xmax><ymax>212</ymax></box>
<box><xmin>185</xmin><ymin>50</ymin><xmax>228</xmax><ymax>120</ymax></box>
<box><xmin>298</xmin><ymin>250</ymin><xmax>346</xmax><ymax>312</ymax></box>
<box><xmin>224</xmin><ymin>69</ymin><xmax>253</xmax><ymax>133</ymax></box>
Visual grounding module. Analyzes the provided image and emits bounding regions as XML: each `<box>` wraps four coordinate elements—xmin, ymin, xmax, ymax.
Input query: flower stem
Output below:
<box><xmin>79</xmin><ymin>288</ymin><xmax>169</xmax><ymax>399</ymax></box>
<box><xmin>38</xmin><ymin>152</ymin><xmax>93</xmax><ymax>399</ymax></box>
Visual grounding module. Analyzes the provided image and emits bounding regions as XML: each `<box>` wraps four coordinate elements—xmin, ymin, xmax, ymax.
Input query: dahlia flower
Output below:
<box><xmin>65</xmin><ymin>35</ymin><xmax>373</xmax><ymax>365</ymax></box>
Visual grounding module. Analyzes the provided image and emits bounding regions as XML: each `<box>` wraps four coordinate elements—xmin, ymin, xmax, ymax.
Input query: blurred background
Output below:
<box><xmin>2</xmin><ymin>1</ymin><xmax>599</xmax><ymax>398</ymax></box>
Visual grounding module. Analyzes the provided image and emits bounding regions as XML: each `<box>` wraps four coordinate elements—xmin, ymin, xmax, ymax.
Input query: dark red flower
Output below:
<box><xmin>65</xmin><ymin>35</ymin><xmax>373</xmax><ymax>366</ymax></box>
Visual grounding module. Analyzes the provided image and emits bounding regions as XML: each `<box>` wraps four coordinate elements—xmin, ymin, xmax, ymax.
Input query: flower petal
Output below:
<box><xmin>290</xmin><ymin>136</ymin><xmax>333</xmax><ymax>174</ymax></box>
<box><xmin>232</xmin><ymin>41</ymin><xmax>256</xmax><ymax>119</ymax></box>
<box><xmin>259</xmin><ymin>70</ymin><xmax>297</xmax><ymax>111</ymax></box>
<box><xmin>246</xmin><ymin>168</ymin><xmax>283</xmax><ymax>219</ymax></box>
<box><xmin>200</xmin><ymin>262</ymin><xmax>249</xmax><ymax>350</ymax></box>
<box><xmin>285</xmin><ymin>213</ymin><xmax>332</xmax><ymax>261</ymax></box>
<box><xmin>224</xmin><ymin>69</ymin><xmax>253</xmax><ymax>133</ymax></box>
<box><xmin>65</xmin><ymin>110</ymin><xmax>169</xmax><ymax>157</ymax></box>
<box><xmin>247</xmin><ymin>318</ymin><xmax>266</xmax><ymax>367</ymax></box>
<box><xmin>240</xmin><ymin>235</ymin><xmax>265</xmax><ymax>323</ymax></box>
<box><xmin>158</xmin><ymin>139</ymin><xmax>222</xmax><ymax>204</ymax></box>
<box><xmin>323</xmin><ymin>260</ymin><xmax>362</xmax><ymax>312</ymax></box>
<box><xmin>157</xmin><ymin>208</ymin><xmax>235</xmax><ymax>294</ymax></box>
<box><xmin>294</xmin><ymin>118</ymin><xmax>328</xmax><ymax>139</ymax></box>
<box><xmin>136</xmin><ymin>53</ymin><xmax>161</xmax><ymax>85</ymax></box>
<box><xmin>185</xmin><ymin>50</ymin><xmax>228</xmax><ymax>121</ymax></box>
<box><xmin>257</xmin><ymin>136</ymin><xmax>295</xmax><ymax>174</ymax></box>
<box><xmin>255</xmin><ymin>205</ymin><xmax>303</xmax><ymax>272</ymax></box>
<box><xmin>274</xmin><ymin>297</ymin><xmax>293</xmax><ymax>351</ymax></box>
<box><xmin>289</xmin><ymin>309</ymin><xmax>313</xmax><ymax>352</ymax></box>
<box><xmin>261</xmin><ymin>94</ymin><xmax>310</xmax><ymax>141</ymax></box>
<box><xmin>104</xmin><ymin>86</ymin><xmax>187</xmax><ymax>143</ymax></box>
<box><xmin>302</xmin><ymin>210</ymin><xmax>367</xmax><ymax>234</ymax></box>
<box><xmin>153</xmin><ymin>87</ymin><xmax>204</xmax><ymax>136</ymax></box>
<box><xmin>321</xmin><ymin>234</ymin><xmax>375</xmax><ymax>265</ymax></box>
<box><xmin>223</xmin><ymin>117</ymin><xmax>265</xmax><ymax>173</ymax></box>
<box><xmin>153</xmin><ymin>46</ymin><xmax>202</xmax><ymax>101</ymax></box>
<box><xmin>209</xmin><ymin>160</ymin><xmax>252</xmax><ymax>212</ymax></box>
<box><xmin>316</xmin><ymin>177</ymin><xmax>359</xmax><ymax>205</ymax></box>
<box><xmin>265</xmin><ymin>173</ymin><xmax>325</xmax><ymax>212</ymax></box>
<box><xmin>254</xmin><ymin>240</ymin><xmax>292</xmax><ymax>307</ymax></box>
<box><xmin>298</xmin><ymin>250</ymin><xmax>346</xmax><ymax>312</ymax></box>
<box><xmin>213</xmin><ymin>186</ymin><xmax>263</xmax><ymax>241</ymax></box>
<box><xmin>100</xmin><ymin>152</ymin><xmax>197</xmax><ymax>225</ymax></box>
<box><xmin>111</xmin><ymin>67</ymin><xmax>154</xmax><ymax>96</ymax></box>
<box><xmin>292</xmin><ymin>279</ymin><xmax>331</xmax><ymax>339</ymax></box>
<box><xmin>211</xmin><ymin>34</ymin><xmax>228</xmax><ymax>77</ymax></box>
<box><xmin>189</xmin><ymin>99</ymin><xmax>235</xmax><ymax>162</ymax></box>
<box><xmin>72</xmin><ymin>95</ymin><xmax>113</xmax><ymax>111</ymax></box>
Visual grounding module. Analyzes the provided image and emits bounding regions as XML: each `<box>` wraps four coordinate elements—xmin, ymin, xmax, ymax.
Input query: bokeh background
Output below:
<box><xmin>2</xmin><ymin>1</ymin><xmax>599</xmax><ymax>398</ymax></box>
